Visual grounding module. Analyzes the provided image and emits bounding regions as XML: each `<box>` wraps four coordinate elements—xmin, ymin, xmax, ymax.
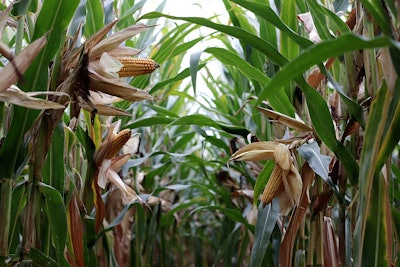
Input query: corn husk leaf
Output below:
<box><xmin>98</xmin><ymin>52</ymin><xmax>123</xmax><ymax>74</ymax></box>
<box><xmin>81</xmin><ymin>103</ymin><xmax>130</xmax><ymax>116</ymax></box>
<box><xmin>273</xmin><ymin>143</ymin><xmax>292</xmax><ymax>170</ymax></box>
<box><xmin>229</xmin><ymin>141</ymin><xmax>279</xmax><ymax>162</ymax></box>
<box><xmin>90</xmin><ymin>23</ymin><xmax>151</xmax><ymax>60</ymax></box>
<box><xmin>89</xmin><ymin>70</ymin><xmax>152</xmax><ymax>101</ymax></box>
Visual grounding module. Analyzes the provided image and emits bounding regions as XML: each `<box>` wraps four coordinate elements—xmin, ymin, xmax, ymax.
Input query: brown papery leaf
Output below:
<box><xmin>0</xmin><ymin>85</ymin><xmax>66</xmax><ymax>109</ymax></box>
<box><xmin>257</xmin><ymin>107</ymin><xmax>313</xmax><ymax>132</ymax></box>
<box><xmin>280</xmin><ymin>163</ymin><xmax>314</xmax><ymax>267</ymax></box>
<box><xmin>65</xmin><ymin>20</ymin><xmax>119</xmax><ymax>69</ymax></box>
<box><xmin>323</xmin><ymin>217</ymin><xmax>340</xmax><ymax>267</ymax></box>
<box><xmin>229</xmin><ymin>141</ymin><xmax>279</xmax><ymax>162</ymax></box>
<box><xmin>83</xmin><ymin>103</ymin><xmax>131</xmax><ymax>116</ymax></box>
<box><xmin>298</xmin><ymin>12</ymin><xmax>321</xmax><ymax>43</ymax></box>
<box><xmin>232</xmin><ymin>189</ymin><xmax>254</xmax><ymax>203</ymax></box>
<box><xmin>0</xmin><ymin>35</ymin><xmax>47</xmax><ymax>93</ymax></box>
<box><xmin>92</xmin><ymin>175</ymin><xmax>106</xmax><ymax>234</ymax></box>
<box><xmin>67</xmin><ymin>191</ymin><xmax>85</xmax><ymax>267</ymax></box>
<box><xmin>90</xmin><ymin>23</ymin><xmax>152</xmax><ymax>60</ymax></box>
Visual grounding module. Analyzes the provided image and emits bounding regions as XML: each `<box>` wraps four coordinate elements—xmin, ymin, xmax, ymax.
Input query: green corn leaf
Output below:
<box><xmin>298</xmin><ymin>80</ymin><xmax>359</xmax><ymax>184</ymax></box>
<box><xmin>230</xmin><ymin>0</ymin><xmax>313</xmax><ymax>49</ymax></box>
<box><xmin>307</xmin><ymin>1</ymin><xmax>334</xmax><ymax>40</ymax></box>
<box><xmin>27</xmin><ymin>247</ymin><xmax>58</xmax><ymax>267</ymax></box>
<box><xmin>203</xmin><ymin>47</ymin><xmax>295</xmax><ymax>116</ymax></box>
<box><xmin>357</xmin><ymin>172</ymin><xmax>391</xmax><ymax>266</ymax></box>
<box><xmin>360</xmin><ymin>0</ymin><xmax>391</xmax><ymax>35</ymax></box>
<box><xmin>354</xmin><ymin>81</ymin><xmax>392</xmax><ymax>266</ymax></box>
<box><xmin>190</xmin><ymin>50</ymin><xmax>203</xmax><ymax>95</ymax></box>
<box><xmin>85</xmin><ymin>0</ymin><xmax>104</xmax><ymax>37</ymax></box>
<box><xmin>138</xmin><ymin>12</ymin><xmax>288</xmax><ymax>67</ymax></box>
<box><xmin>377</xmin><ymin>78</ymin><xmax>400</xmax><ymax>170</ymax></box>
<box><xmin>257</xmin><ymin>34</ymin><xmax>395</xmax><ymax>104</ymax></box>
<box><xmin>250</xmin><ymin>200</ymin><xmax>279</xmax><ymax>267</ymax></box>
<box><xmin>126</xmin><ymin>116</ymin><xmax>175</xmax><ymax>129</ymax></box>
<box><xmin>39</xmin><ymin>183</ymin><xmax>68</xmax><ymax>267</ymax></box>
<box><xmin>308</xmin><ymin>0</ymin><xmax>351</xmax><ymax>34</ymax></box>
<box><xmin>150</xmin><ymin>63</ymin><xmax>206</xmax><ymax>94</ymax></box>
<box><xmin>43</xmin><ymin>122</ymin><xmax>65</xmax><ymax>194</ymax></box>
<box><xmin>170</xmin><ymin>114</ymin><xmax>250</xmax><ymax>138</ymax></box>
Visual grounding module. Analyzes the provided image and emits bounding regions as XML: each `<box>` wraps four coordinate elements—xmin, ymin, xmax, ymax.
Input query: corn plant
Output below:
<box><xmin>1</xmin><ymin>0</ymin><xmax>400</xmax><ymax>266</ymax></box>
<box><xmin>142</xmin><ymin>0</ymin><xmax>400</xmax><ymax>266</ymax></box>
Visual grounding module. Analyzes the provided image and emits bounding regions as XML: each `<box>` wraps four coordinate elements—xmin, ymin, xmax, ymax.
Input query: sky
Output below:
<box><xmin>142</xmin><ymin>0</ymin><xmax>227</xmax><ymax>18</ymax></box>
<box><xmin>141</xmin><ymin>0</ymin><xmax>230</xmax><ymax>103</ymax></box>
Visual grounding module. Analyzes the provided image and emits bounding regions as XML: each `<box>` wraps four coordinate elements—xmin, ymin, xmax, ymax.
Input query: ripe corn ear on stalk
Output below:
<box><xmin>117</xmin><ymin>57</ymin><xmax>159</xmax><ymax>77</ymax></box>
<box><xmin>229</xmin><ymin>141</ymin><xmax>303</xmax><ymax>214</ymax></box>
<box><xmin>106</xmin><ymin>128</ymin><xmax>132</xmax><ymax>159</ymax></box>
<box><xmin>260</xmin><ymin>165</ymin><xmax>284</xmax><ymax>204</ymax></box>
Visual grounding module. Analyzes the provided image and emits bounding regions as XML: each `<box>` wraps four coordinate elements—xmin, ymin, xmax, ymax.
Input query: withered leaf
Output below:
<box><xmin>0</xmin><ymin>35</ymin><xmax>47</xmax><ymax>93</ymax></box>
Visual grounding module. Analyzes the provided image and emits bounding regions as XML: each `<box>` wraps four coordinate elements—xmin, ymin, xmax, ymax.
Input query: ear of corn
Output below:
<box><xmin>106</xmin><ymin>129</ymin><xmax>132</xmax><ymax>159</ymax></box>
<box><xmin>117</xmin><ymin>57</ymin><xmax>159</xmax><ymax>77</ymax></box>
<box><xmin>260</xmin><ymin>165</ymin><xmax>284</xmax><ymax>206</ymax></box>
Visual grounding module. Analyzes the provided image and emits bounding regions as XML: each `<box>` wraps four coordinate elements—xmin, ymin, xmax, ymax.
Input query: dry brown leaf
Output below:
<box><xmin>280</xmin><ymin>163</ymin><xmax>315</xmax><ymax>267</ymax></box>
<box><xmin>0</xmin><ymin>85</ymin><xmax>66</xmax><ymax>109</ymax></box>
<box><xmin>79</xmin><ymin>102</ymin><xmax>130</xmax><ymax>116</ymax></box>
<box><xmin>89</xmin><ymin>69</ymin><xmax>152</xmax><ymax>101</ymax></box>
<box><xmin>323</xmin><ymin>217</ymin><xmax>340</xmax><ymax>267</ymax></box>
<box><xmin>67</xmin><ymin>191</ymin><xmax>85</xmax><ymax>267</ymax></box>
<box><xmin>257</xmin><ymin>107</ymin><xmax>313</xmax><ymax>132</ymax></box>
<box><xmin>232</xmin><ymin>189</ymin><xmax>254</xmax><ymax>203</ymax></box>
<box><xmin>378</xmin><ymin>47</ymin><xmax>398</xmax><ymax>92</ymax></box>
<box><xmin>0</xmin><ymin>35</ymin><xmax>47</xmax><ymax>93</ymax></box>
<box><xmin>90</xmin><ymin>23</ymin><xmax>151</xmax><ymax>60</ymax></box>
<box><xmin>298</xmin><ymin>12</ymin><xmax>321</xmax><ymax>43</ymax></box>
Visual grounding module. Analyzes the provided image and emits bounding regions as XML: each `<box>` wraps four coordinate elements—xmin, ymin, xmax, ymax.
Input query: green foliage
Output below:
<box><xmin>1</xmin><ymin>0</ymin><xmax>400</xmax><ymax>266</ymax></box>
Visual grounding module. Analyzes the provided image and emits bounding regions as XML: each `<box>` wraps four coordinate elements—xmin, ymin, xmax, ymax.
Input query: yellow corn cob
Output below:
<box><xmin>117</xmin><ymin>57</ymin><xmax>159</xmax><ymax>77</ymax></box>
<box><xmin>260</xmin><ymin>165</ymin><xmax>284</xmax><ymax>206</ymax></box>
<box><xmin>106</xmin><ymin>129</ymin><xmax>132</xmax><ymax>159</ymax></box>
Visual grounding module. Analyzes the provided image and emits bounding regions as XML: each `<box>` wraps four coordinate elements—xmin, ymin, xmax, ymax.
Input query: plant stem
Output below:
<box><xmin>0</xmin><ymin>179</ymin><xmax>13</xmax><ymax>256</ymax></box>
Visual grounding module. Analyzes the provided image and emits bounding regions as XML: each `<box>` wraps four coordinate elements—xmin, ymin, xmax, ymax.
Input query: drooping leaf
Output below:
<box><xmin>257</xmin><ymin>34</ymin><xmax>395</xmax><ymax>104</ymax></box>
<box><xmin>138</xmin><ymin>12</ymin><xmax>288</xmax><ymax>67</ymax></box>
<box><xmin>203</xmin><ymin>47</ymin><xmax>294</xmax><ymax>116</ymax></box>
<box><xmin>0</xmin><ymin>36</ymin><xmax>46</xmax><ymax>93</ymax></box>
<box><xmin>297</xmin><ymin>141</ymin><xmax>333</xmax><ymax>187</ymax></box>
<box><xmin>250</xmin><ymin>200</ymin><xmax>279</xmax><ymax>267</ymax></box>
<box><xmin>230</xmin><ymin>0</ymin><xmax>313</xmax><ymax>49</ymax></box>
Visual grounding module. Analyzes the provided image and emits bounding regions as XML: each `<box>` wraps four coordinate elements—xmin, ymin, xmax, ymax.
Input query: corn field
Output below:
<box><xmin>0</xmin><ymin>0</ymin><xmax>400</xmax><ymax>266</ymax></box>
